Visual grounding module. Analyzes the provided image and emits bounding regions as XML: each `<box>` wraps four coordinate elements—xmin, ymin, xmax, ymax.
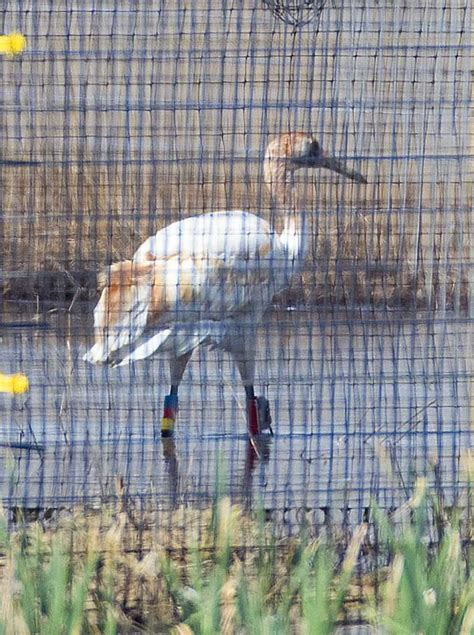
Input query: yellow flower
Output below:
<box><xmin>0</xmin><ymin>33</ymin><xmax>26</xmax><ymax>55</ymax></box>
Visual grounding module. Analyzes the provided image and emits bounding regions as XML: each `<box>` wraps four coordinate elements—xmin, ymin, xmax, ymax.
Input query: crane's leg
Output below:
<box><xmin>161</xmin><ymin>351</ymin><xmax>192</xmax><ymax>438</ymax></box>
<box><xmin>230</xmin><ymin>334</ymin><xmax>272</xmax><ymax>437</ymax></box>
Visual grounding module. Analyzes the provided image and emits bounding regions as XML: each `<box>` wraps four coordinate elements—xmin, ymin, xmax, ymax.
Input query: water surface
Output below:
<box><xmin>0</xmin><ymin>306</ymin><xmax>471</xmax><ymax>527</ymax></box>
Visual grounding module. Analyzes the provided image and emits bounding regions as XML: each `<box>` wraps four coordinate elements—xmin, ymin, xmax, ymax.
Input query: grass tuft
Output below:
<box><xmin>0</xmin><ymin>487</ymin><xmax>471</xmax><ymax>633</ymax></box>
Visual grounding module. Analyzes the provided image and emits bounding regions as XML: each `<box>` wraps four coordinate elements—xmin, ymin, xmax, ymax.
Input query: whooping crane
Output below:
<box><xmin>84</xmin><ymin>133</ymin><xmax>366</xmax><ymax>437</ymax></box>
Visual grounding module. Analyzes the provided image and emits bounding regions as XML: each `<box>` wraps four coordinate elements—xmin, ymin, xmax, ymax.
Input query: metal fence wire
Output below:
<box><xmin>0</xmin><ymin>1</ymin><xmax>471</xmax><ymax>537</ymax></box>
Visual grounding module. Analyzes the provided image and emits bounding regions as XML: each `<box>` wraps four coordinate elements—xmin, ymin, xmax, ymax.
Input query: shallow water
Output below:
<box><xmin>0</xmin><ymin>305</ymin><xmax>471</xmax><ymax>527</ymax></box>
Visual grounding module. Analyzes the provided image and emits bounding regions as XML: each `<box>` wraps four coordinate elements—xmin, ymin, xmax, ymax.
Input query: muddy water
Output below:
<box><xmin>0</xmin><ymin>306</ymin><xmax>471</xmax><ymax>526</ymax></box>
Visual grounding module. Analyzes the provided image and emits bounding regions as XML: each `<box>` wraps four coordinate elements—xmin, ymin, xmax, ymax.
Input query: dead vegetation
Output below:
<box><xmin>0</xmin><ymin>2</ymin><xmax>470</xmax><ymax>312</ymax></box>
<box><xmin>1</xmin><ymin>161</ymin><xmax>469</xmax><ymax>311</ymax></box>
<box><xmin>1</xmin><ymin>480</ymin><xmax>472</xmax><ymax>633</ymax></box>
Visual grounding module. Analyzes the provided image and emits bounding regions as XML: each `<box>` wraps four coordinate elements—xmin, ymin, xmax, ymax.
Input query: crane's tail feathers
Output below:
<box><xmin>116</xmin><ymin>329</ymin><xmax>172</xmax><ymax>366</ymax></box>
<box><xmin>84</xmin><ymin>260</ymin><xmax>155</xmax><ymax>364</ymax></box>
<box><xmin>116</xmin><ymin>323</ymin><xmax>214</xmax><ymax>366</ymax></box>
<box><xmin>83</xmin><ymin>298</ymin><xmax>152</xmax><ymax>364</ymax></box>
<box><xmin>83</xmin><ymin>343</ymin><xmax>107</xmax><ymax>364</ymax></box>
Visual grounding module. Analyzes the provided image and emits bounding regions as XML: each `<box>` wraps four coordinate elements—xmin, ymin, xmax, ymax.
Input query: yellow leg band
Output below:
<box><xmin>161</xmin><ymin>417</ymin><xmax>175</xmax><ymax>433</ymax></box>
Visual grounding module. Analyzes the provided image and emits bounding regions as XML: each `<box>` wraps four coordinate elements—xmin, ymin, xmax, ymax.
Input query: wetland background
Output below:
<box><xmin>0</xmin><ymin>1</ymin><xmax>471</xmax><ymax>534</ymax></box>
<box><xmin>0</xmin><ymin>1</ymin><xmax>471</xmax><ymax>309</ymax></box>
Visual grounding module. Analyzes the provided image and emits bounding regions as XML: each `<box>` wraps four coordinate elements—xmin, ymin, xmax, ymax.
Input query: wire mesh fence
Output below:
<box><xmin>0</xmin><ymin>0</ymin><xmax>472</xmax><ymax>547</ymax></box>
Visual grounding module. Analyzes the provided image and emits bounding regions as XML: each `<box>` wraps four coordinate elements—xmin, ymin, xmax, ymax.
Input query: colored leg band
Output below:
<box><xmin>161</xmin><ymin>394</ymin><xmax>178</xmax><ymax>437</ymax></box>
<box><xmin>247</xmin><ymin>397</ymin><xmax>259</xmax><ymax>436</ymax></box>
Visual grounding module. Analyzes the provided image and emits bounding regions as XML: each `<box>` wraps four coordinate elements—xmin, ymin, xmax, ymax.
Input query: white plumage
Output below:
<box><xmin>84</xmin><ymin>211</ymin><xmax>283</xmax><ymax>366</ymax></box>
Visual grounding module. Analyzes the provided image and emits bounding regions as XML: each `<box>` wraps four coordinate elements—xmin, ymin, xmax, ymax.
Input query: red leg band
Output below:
<box><xmin>247</xmin><ymin>397</ymin><xmax>259</xmax><ymax>436</ymax></box>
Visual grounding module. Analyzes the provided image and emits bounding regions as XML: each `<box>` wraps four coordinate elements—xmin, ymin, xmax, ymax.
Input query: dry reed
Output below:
<box><xmin>1</xmin><ymin>161</ymin><xmax>469</xmax><ymax>310</ymax></box>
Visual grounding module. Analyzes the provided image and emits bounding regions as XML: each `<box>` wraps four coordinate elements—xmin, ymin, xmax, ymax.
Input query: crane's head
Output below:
<box><xmin>264</xmin><ymin>132</ymin><xmax>367</xmax><ymax>185</ymax></box>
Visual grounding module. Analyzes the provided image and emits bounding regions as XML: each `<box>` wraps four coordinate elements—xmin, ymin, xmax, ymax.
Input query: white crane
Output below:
<box><xmin>84</xmin><ymin>132</ymin><xmax>366</xmax><ymax>437</ymax></box>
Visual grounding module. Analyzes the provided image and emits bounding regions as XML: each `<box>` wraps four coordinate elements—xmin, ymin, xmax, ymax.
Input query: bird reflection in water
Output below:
<box><xmin>160</xmin><ymin>434</ymin><xmax>272</xmax><ymax>507</ymax></box>
<box><xmin>161</xmin><ymin>437</ymin><xmax>180</xmax><ymax>504</ymax></box>
<box><xmin>242</xmin><ymin>434</ymin><xmax>272</xmax><ymax>509</ymax></box>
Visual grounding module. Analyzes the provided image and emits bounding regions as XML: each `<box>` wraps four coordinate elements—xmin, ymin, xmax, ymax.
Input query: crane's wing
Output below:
<box><xmin>142</xmin><ymin>211</ymin><xmax>282</xmax><ymax>320</ymax></box>
<box><xmin>133</xmin><ymin>211</ymin><xmax>276</xmax><ymax>265</ymax></box>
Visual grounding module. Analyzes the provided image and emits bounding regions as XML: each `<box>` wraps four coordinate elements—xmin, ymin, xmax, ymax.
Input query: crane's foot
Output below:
<box><xmin>161</xmin><ymin>394</ymin><xmax>178</xmax><ymax>438</ymax></box>
<box><xmin>247</xmin><ymin>396</ymin><xmax>273</xmax><ymax>436</ymax></box>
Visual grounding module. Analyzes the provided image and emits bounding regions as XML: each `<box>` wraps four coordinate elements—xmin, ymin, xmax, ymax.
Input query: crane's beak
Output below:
<box><xmin>319</xmin><ymin>154</ymin><xmax>367</xmax><ymax>184</ymax></box>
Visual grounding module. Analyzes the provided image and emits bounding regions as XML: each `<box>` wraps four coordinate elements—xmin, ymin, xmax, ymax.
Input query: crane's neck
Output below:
<box><xmin>265</xmin><ymin>159</ymin><xmax>309</xmax><ymax>265</ymax></box>
<box><xmin>279</xmin><ymin>204</ymin><xmax>308</xmax><ymax>265</ymax></box>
